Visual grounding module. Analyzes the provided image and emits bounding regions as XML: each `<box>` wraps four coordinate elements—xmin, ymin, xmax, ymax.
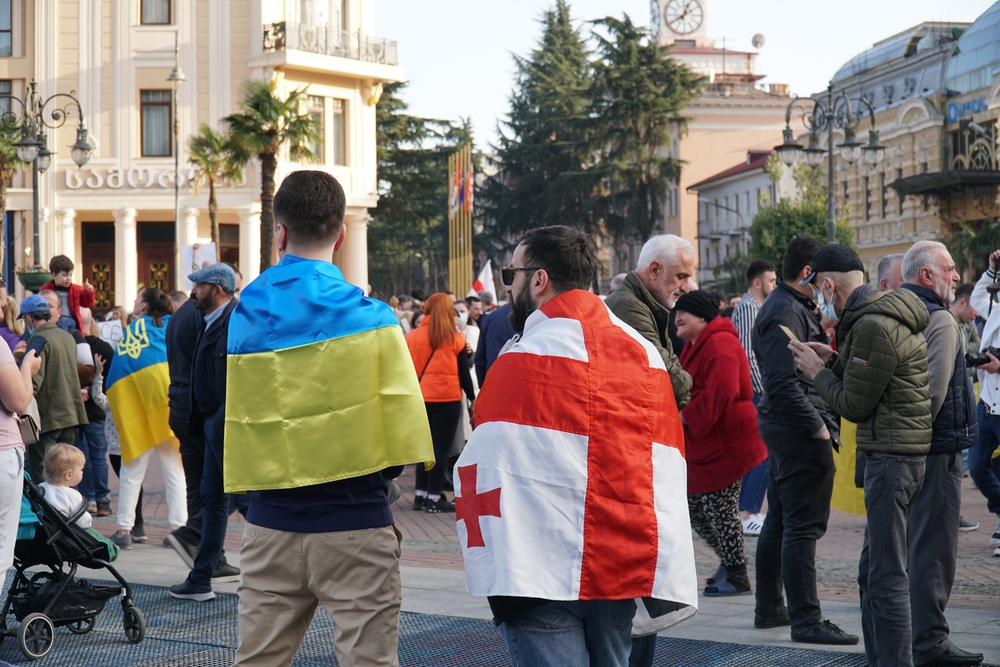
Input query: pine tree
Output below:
<box><xmin>589</xmin><ymin>14</ymin><xmax>702</xmax><ymax>245</ymax></box>
<box><xmin>478</xmin><ymin>0</ymin><xmax>598</xmax><ymax>250</ymax></box>
<box><xmin>367</xmin><ymin>83</ymin><xmax>472</xmax><ymax>298</ymax></box>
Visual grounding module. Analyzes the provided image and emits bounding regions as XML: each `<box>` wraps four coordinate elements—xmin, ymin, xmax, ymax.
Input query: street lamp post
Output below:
<box><xmin>0</xmin><ymin>78</ymin><xmax>93</xmax><ymax>271</ymax></box>
<box><xmin>169</xmin><ymin>32</ymin><xmax>186</xmax><ymax>291</ymax></box>
<box><xmin>774</xmin><ymin>83</ymin><xmax>885</xmax><ymax>243</ymax></box>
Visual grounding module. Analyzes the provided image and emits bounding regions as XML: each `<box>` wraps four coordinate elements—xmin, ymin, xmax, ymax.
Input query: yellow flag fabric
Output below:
<box><xmin>831</xmin><ymin>420</ymin><xmax>866</xmax><ymax>516</ymax></box>
<box><xmin>223</xmin><ymin>256</ymin><xmax>434</xmax><ymax>493</ymax></box>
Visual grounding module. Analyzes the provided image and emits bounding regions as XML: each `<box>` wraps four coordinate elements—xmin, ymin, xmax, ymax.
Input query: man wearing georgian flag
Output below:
<box><xmin>455</xmin><ymin>226</ymin><xmax>698</xmax><ymax>667</ymax></box>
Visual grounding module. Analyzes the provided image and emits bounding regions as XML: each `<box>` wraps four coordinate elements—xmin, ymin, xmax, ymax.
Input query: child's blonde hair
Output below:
<box><xmin>43</xmin><ymin>444</ymin><xmax>85</xmax><ymax>484</ymax></box>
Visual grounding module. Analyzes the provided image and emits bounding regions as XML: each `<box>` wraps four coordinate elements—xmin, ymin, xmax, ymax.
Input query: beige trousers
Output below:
<box><xmin>233</xmin><ymin>523</ymin><xmax>403</xmax><ymax>667</ymax></box>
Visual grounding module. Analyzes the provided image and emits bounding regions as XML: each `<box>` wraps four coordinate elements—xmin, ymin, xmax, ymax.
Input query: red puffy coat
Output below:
<box><xmin>39</xmin><ymin>281</ymin><xmax>95</xmax><ymax>333</ymax></box>
<box><xmin>679</xmin><ymin>316</ymin><xmax>767</xmax><ymax>495</ymax></box>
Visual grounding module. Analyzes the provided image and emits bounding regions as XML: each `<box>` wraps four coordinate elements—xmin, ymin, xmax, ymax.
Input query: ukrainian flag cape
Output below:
<box><xmin>223</xmin><ymin>255</ymin><xmax>434</xmax><ymax>493</ymax></box>
<box><xmin>106</xmin><ymin>315</ymin><xmax>176</xmax><ymax>464</ymax></box>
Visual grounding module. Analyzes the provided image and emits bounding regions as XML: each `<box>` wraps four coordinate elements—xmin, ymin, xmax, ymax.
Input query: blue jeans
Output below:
<box><xmin>500</xmin><ymin>599</ymin><xmax>637</xmax><ymax>667</ymax></box>
<box><xmin>187</xmin><ymin>411</ymin><xmax>248</xmax><ymax>588</ymax></box>
<box><xmin>738</xmin><ymin>392</ymin><xmax>768</xmax><ymax>514</ymax></box>
<box><xmin>970</xmin><ymin>403</ymin><xmax>1000</xmax><ymax>515</ymax></box>
<box><xmin>76</xmin><ymin>420</ymin><xmax>110</xmax><ymax>502</ymax></box>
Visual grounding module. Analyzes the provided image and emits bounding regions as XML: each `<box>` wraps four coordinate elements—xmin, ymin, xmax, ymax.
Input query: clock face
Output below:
<box><xmin>664</xmin><ymin>0</ymin><xmax>704</xmax><ymax>36</ymax></box>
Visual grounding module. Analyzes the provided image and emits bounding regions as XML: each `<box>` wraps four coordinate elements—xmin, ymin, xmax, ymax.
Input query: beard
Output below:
<box><xmin>508</xmin><ymin>279</ymin><xmax>535</xmax><ymax>333</ymax></box>
<box><xmin>193</xmin><ymin>292</ymin><xmax>215</xmax><ymax>312</ymax></box>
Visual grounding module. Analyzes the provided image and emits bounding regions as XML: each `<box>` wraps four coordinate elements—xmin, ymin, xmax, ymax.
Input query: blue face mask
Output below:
<box><xmin>818</xmin><ymin>288</ymin><xmax>839</xmax><ymax>323</ymax></box>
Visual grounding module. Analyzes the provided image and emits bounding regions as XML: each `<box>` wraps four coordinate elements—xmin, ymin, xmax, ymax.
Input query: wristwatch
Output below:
<box><xmin>825</xmin><ymin>352</ymin><xmax>839</xmax><ymax>369</ymax></box>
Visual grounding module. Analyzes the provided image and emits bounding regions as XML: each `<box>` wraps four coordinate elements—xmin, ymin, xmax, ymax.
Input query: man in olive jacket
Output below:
<box><xmin>791</xmin><ymin>244</ymin><xmax>932</xmax><ymax>667</ymax></box>
<box><xmin>605</xmin><ymin>234</ymin><xmax>693</xmax><ymax>409</ymax></box>
<box><xmin>20</xmin><ymin>294</ymin><xmax>89</xmax><ymax>480</ymax></box>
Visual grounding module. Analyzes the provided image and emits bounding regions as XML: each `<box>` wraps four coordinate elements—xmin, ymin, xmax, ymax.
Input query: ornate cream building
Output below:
<box><xmin>0</xmin><ymin>0</ymin><xmax>400</xmax><ymax>311</ymax></box>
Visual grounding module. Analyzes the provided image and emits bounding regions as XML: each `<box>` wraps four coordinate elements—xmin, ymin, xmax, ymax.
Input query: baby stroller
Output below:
<box><xmin>0</xmin><ymin>475</ymin><xmax>145</xmax><ymax>660</ymax></box>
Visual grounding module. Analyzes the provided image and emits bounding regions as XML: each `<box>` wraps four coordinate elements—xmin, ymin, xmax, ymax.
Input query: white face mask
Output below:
<box><xmin>458</xmin><ymin>312</ymin><xmax>469</xmax><ymax>326</ymax></box>
<box><xmin>818</xmin><ymin>286</ymin><xmax>839</xmax><ymax>323</ymax></box>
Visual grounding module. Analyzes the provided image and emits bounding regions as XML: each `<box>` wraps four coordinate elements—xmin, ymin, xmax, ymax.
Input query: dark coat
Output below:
<box><xmin>165</xmin><ymin>299</ymin><xmax>203</xmax><ymax>422</ymax></box>
<box><xmin>679</xmin><ymin>316</ymin><xmax>767</xmax><ymax>494</ymax></box>
<box><xmin>474</xmin><ymin>304</ymin><xmax>517</xmax><ymax>386</ymax></box>
<box><xmin>753</xmin><ymin>280</ymin><xmax>839</xmax><ymax>439</ymax></box>
<box><xmin>190</xmin><ymin>299</ymin><xmax>238</xmax><ymax>419</ymax></box>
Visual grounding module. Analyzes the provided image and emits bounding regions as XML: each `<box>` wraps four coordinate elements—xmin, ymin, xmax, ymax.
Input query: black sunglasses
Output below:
<box><xmin>501</xmin><ymin>267</ymin><xmax>540</xmax><ymax>286</ymax></box>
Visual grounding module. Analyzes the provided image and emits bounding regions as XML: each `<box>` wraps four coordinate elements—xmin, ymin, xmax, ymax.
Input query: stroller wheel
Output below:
<box><xmin>18</xmin><ymin>612</ymin><xmax>54</xmax><ymax>660</ymax></box>
<box><xmin>123</xmin><ymin>604</ymin><xmax>145</xmax><ymax>644</ymax></box>
<box><xmin>67</xmin><ymin>617</ymin><xmax>96</xmax><ymax>635</ymax></box>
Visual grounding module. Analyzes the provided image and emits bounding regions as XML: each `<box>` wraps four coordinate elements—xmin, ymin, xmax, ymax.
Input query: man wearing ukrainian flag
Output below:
<box><xmin>226</xmin><ymin>171</ymin><xmax>434</xmax><ymax>667</ymax></box>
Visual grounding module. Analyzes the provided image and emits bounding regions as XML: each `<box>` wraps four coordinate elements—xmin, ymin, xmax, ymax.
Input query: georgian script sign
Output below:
<box><xmin>63</xmin><ymin>168</ymin><xmax>246</xmax><ymax>191</ymax></box>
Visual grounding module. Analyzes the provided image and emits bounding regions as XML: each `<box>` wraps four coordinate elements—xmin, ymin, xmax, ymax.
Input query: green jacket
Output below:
<box><xmin>605</xmin><ymin>272</ymin><xmax>692</xmax><ymax>408</ymax></box>
<box><xmin>31</xmin><ymin>322</ymin><xmax>88</xmax><ymax>432</ymax></box>
<box><xmin>813</xmin><ymin>288</ymin><xmax>931</xmax><ymax>455</ymax></box>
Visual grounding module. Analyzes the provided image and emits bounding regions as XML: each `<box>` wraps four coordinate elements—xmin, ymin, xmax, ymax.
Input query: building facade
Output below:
<box><xmin>0</xmin><ymin>0</ymin><xmax>400</xmax><ymax>311</ymax></box>
<box><xmin>688</xmin><ymin>150</ymin><xmax>794</xmax><ymax>287</ymax></box>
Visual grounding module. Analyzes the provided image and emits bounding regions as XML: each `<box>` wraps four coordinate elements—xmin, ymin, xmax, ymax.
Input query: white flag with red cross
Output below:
<box><xmin>455</xmin><ymin>289</ymin><xmax>698</xmax><ymax>634</ymax></box>
<box><xmin>467</xmin><ymin>260</ymin><xmax>497</xmax><ymax>304</ymax></box>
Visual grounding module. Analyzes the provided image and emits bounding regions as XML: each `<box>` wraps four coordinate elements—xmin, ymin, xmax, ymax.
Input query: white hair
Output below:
<box><xmin>636</xmin><ymin>234</ymin><xmax>695</xmax><ymax>273</ymax></box>
<box><xmin>902</xmin><ymin>241</ymin><xmax>947</xmax><ymax>282</ymax></box>
<box><xmin>875</xmin><ymin>253</ymin><xmax>904</xmax><ymax>286</ymax></box>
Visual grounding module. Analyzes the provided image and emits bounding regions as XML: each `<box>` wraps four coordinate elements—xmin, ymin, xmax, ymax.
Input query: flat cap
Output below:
<box><xmin>188</xmin><ymin>263</ymin><xmax>237</xmax><ymax>293</ymax></box>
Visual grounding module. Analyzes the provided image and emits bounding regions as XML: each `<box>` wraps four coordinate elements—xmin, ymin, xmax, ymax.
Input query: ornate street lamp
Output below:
<box><xmin>774</xmin><ymin>83</ymin><xmax>885</xmax><ymax>242</ymax></box>
<box><xmin>0</xmin><ymin>78</ymin><xmax>93</xmax><ymax>274</ymax></box>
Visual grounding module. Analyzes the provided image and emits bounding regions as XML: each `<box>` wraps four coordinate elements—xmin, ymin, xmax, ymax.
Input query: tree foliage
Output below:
<box><xmin>0</xmin><ymin>115</ymin><xmax>26</xmax><ymax>270</ymax></box>
<box><xmin>367</xmin><ymin>82</ymin><xmax>472</xmax><ymax>298</ymax></box>
<box><xmin>748</xmin><ymin>157</ymin><xmax>853</xmax><ymax>270</ymax></box>
<box><xmin>225</xmin><ymin>79</ymin><xmax>319</xmax><ymax>273</ymax></box>
<box><xmin>947</xmin><ymin>219</ymin><xmax>1000</xmax><ymax>281</ymax></box>
<box><xmin>188</xmin><ymin>123</ymin><xmax>245</xmax><ymax>262</ymax></box>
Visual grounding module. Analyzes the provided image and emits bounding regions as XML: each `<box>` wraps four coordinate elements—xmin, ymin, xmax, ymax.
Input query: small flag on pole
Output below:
<box><xmin>468</xmin><ymin>260</ymin><xmax>497</xmax><ymax>304</ymax></box>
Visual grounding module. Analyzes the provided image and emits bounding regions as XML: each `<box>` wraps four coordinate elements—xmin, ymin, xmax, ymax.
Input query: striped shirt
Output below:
<box><xmin>731</xmin><ymin>292</ymin><xmax>763</xmax><ymax>394</ymax></box>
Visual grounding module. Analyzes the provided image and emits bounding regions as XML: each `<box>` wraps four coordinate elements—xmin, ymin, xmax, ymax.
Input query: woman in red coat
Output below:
<box><xmin>675</xmin><ymin>290</ymin><xmax>767</xmax><ymax>597</ymax></box>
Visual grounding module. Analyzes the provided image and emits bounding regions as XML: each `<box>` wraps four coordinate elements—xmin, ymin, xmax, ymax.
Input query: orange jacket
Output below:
<box><xmin>406</xmin><ymin>318</ymin><xmax>467</xmax><ymax>403</ymax></box>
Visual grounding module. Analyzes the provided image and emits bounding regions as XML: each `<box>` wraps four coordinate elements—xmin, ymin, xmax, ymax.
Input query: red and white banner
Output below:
<box><xmin>455</xmin><ymin>290</ymin><xmax>698</xmax><ymax>634</ymax></box>
<box><xmin>468</xmin><ymin>260</ymin><xmax>497</xmax><ymax>304</ymax></box>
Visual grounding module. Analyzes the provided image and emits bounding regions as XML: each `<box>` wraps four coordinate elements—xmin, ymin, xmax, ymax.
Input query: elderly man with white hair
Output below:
<box><xmin>876</xmin><ymin>253</ymin><xmax>905</xmax><ymax>291</ymax></box>
<box><xmin>898</xmin><ymin>241</ymin><xmax>982</xmax><ymax>667</ymax></box>
<box><xmin>605</xmin><ymin>234</ymin><xmax>694</xmax><ymax>411</ymax></box>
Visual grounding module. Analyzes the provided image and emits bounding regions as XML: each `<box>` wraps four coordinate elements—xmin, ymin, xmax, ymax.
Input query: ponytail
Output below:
<box><xmin>138</xmin><ymin>287</ymin><xmax>175</xmax><ymax>327</ymax></box>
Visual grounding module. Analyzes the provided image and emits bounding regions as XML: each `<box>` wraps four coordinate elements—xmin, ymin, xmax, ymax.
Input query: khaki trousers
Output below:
<box><xmin>233</xmin><ymin>523</ymin><xmax>403</xmax><ymax>667</ymax></box>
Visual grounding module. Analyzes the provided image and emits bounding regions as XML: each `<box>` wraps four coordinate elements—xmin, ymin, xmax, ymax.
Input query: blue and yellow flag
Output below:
<box><xmin>223</xmin><ymin>255</ymin><xmax>434</xmax><ymax>493</ymax></box>
<box><xmin>106</xmin><ymin>315</ymin><xmax>176</xmax><ymax>464</ymax></box>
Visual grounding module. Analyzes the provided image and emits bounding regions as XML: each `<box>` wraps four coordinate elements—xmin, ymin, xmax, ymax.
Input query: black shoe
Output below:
<box><xmin>96</xmin><ymin>500</ymin><xmax>112</xmax><ymax>517</ymax></box>
<box><xmin>168</xmin><ymin>580</ymin><xmax>215</xmax><ymax>602</ymax></box>
<box><xmin>131</xmin><ymin>525</ymin><xmax>147</xmax><ymax>543</ymax></box>
<box><xmin>919</xmin><ymin>646</ymin><xmax>984</xmax><ymax>667</ymax></box>
<box><xmin>426</xmin><ymin>497</ymin><xmax>455</xmax><ymax>513</ymax></box>
<box><xmin>791</xmin><ymin>619</ymin><xmax>859</xmax><ymax>645</ymax></box>
<box><xmin>754</xmin><ymin>608</ymin><xmax>791</xmax><ymax>629</ymax></box>
<box><xmin>164</xmin><ymin>533</ymin><xmax>199</xmax><ymax>569</ymax></box>
<box><xmin>211</xmin><ymin>562</ymin><xmax>241</xmax><ymax>584</ymax></box>
<box><xmin>412</xmin><ymin>495</ymin><xmax>426</xmax><ymax>511</ymax></box>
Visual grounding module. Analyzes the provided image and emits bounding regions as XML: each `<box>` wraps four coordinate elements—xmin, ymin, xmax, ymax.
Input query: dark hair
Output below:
<box><xmin>169</xmin><ymin>290</ymin><xmax>188</xmax><ymax>302</ymax></box>
<box><xmin>222</xmin><ymin>262</ymin><xmax>243</xmax><ymax>279</ymax></box>
<box><xmin>721</xmin><ymin>306</ymin><xmax>735</xmax><ymax>319</ymax></box>
<box><xmin>518</xmin><ymin>226</ymin><xmax>597</xmax><ymax>294</ymax></box>
<box><xmin>781</xmin><ymin>238</ymin><xmax>823</xmax><ymax>282</ymax></box>
<box><xmin>708</xmin><ymin>290</ymin><xmax>726</xmax><ymax>306</ymax></box>
<box><xmin>955</xmin><ymin>283</ymin><xmax>974</xmax><ymax>303</ymax></box>
<box><xmin>745</xmin><ymin>259</ymin><xmax>777</xmax><ymax>285</ymax></box>
<box><xmin>137</xmin><ymin>287</ymin><xmax>175</xmax><ymax>327</ymax></box>
<box><xmin>272</xmin><ymin>170</ymin><xmax>346</xmax><ymax>247</ymax></box>
<box><xmin>466</xmin><ymin>295</ymin><xmax>481</xmax><ymax>304</ymax></box>
<box><xmin>49</xmin><ymin>255</ymin><xmax>74</xmax><ymax>275</ymax></box>
<box><xmin>29</xmin><ymin>309</ymin><xmax>51</xmax><ymax>323</ymax></box>
<box><xmin>411</xmin><ymin>288</ymin><xmax>427</xmax><ymax>302</ymax></box>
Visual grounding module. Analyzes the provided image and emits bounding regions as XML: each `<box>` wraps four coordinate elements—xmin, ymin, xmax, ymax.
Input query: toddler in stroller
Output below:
<box><xmin>0</xmin><ymin>448</ymin><xmax>146</xmax><ymax>660</ymax></box>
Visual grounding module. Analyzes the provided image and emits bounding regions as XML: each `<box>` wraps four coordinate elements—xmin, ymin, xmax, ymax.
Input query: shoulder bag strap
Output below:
<box><xmin>418</xmin><ymin>347</ymin><xmax>438</xmax><ymax>384</ymax></box>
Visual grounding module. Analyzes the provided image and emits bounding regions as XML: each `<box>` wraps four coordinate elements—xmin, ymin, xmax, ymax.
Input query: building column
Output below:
<box><xmin>340</xmin><ymin>213</ymin><xmax>369</xmax><ymax>290</ymax></box>
<box><xmin>55</xmin><ymin>207</ymin><xmax>76</xmax><ymax>264</ymax></box>
<box><xmin>238</xmin><ymin>203</ymin><xmax>261</xmax><ymax>285</ymax></box>
<box><xmin>114</xmin><ymin>207</ymin><xmax>137</xmax><ymax>309</ymax></box>
<box><xmin>181</xmin><ymin>206</ymin><xmax>199</xmax><ymax>249</ymax></box>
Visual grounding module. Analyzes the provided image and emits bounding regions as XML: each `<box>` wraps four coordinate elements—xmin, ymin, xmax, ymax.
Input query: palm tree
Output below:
<box><xmin>225</xmin><ymin>79</ymin><xmax>319</xmax><ymax>272</ymax></box>
<box><xmin>188</xmin><ymin>124</ymin><xmax>245</xmax><ymax>262</ymax></box>
<box><xmin>0</xmin><ymin>117</ymin><xmax>27</xmax><ymax>271</ymax></box>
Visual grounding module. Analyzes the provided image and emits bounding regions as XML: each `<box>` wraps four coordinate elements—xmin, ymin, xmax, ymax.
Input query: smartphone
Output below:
<box><xmin>23</xmin><ymin>336</ymin><xmax>46</xmax><ymax>360</ymax></box>
<box><xmin>778</xmin><ymin>325</ymin><xmax>800</xmax><ymax>343</ymax></box>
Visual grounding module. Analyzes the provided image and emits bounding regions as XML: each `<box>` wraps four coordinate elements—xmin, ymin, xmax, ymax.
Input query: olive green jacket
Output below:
<box><xmin>31</xmin><ymin>322</ymin><xmax>88</xmax><ymax>433</ymax></box>
<box><xmin>604</xmin><ymin>272</ymin><xmax>692</xmax><ymax>408</ymax></box>
<box><xmin>813</xmin><ymin>288</ymin><xmax>932</xmax><ymax>455</ymax></box>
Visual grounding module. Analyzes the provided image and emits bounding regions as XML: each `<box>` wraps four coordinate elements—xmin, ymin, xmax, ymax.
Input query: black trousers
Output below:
<box><xmin>754</xmin><ymin>423</ymin><xmax>836</xmax><ymax>629</ymax></box>
<box><xmin>170</xmin><ymin>414</ymin><xmax>206</xmax><ymax>544</ymax></box>
<box><xmin>415</xmin><ymin>401</ymin><xmax>462</xmax><ymax>496</ymax></box>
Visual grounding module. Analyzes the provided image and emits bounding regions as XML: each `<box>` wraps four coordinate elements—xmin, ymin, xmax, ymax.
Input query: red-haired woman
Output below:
<box><xmin>406</xmin><ymin>293</ymin><xmax>476</xmax><ymax>512</ymax></box>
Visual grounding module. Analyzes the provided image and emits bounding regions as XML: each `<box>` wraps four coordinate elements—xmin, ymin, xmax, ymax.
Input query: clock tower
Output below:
<box><xmin>652</xmin><ymin>0</ymin><xmax>714</xmax><ymax>48</ymax></box>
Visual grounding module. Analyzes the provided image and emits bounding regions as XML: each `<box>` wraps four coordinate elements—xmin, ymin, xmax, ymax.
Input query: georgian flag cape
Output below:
<box><xmin>455</xmin><ymin>289</ymin><xmax>698</xmax><ymax>635</ymax></box>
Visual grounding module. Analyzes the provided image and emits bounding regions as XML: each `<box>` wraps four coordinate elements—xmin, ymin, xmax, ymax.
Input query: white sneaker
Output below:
<box><xmin>742</xmin><ymin>514</ymin><xmax>764</xmax><ymax>536</ymax></box>
<box><xmin>990</xmin><ymin>518</ymin><xmax>1000</xmax><ymax>546</ymax></box>
<box><xmin>994</xmin><ymin>547</ymin><xmax>1000</xmax><ymax>557</ymax></box>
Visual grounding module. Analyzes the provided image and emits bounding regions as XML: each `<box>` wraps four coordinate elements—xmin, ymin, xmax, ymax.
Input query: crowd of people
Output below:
<box><xmin>0</xmin><ymin>168</ymin><xmax>996</xmax><ymax>667</ymax></box>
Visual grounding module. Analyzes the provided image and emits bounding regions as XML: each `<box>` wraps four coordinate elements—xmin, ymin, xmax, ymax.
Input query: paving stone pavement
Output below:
<box><xmin>85</xmin><ymin>458</ymin><xmax>1000</xmax><ymax>664</ymax></box>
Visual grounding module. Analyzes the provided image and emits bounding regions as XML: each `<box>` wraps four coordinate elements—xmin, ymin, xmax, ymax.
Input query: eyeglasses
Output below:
<box><xmin>501</xmin><ymin>266</ymin><xmax>540</xmax><ymax>286</ymax></box>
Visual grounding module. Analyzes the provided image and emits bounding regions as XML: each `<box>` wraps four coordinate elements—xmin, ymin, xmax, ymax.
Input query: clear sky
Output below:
<box><xmin>374</xmin><ymin>0</ymin><xmax>992</xmax><ymax>149</ymax></box>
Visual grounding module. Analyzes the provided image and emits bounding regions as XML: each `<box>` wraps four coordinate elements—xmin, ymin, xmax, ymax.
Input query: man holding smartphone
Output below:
<box><xmin>18</xmin><ymin>294</ymin><xmax>88</xmax><ymax>480</ymax></box>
